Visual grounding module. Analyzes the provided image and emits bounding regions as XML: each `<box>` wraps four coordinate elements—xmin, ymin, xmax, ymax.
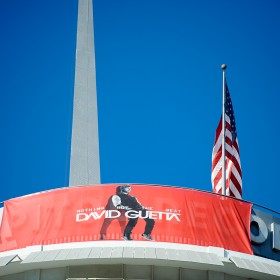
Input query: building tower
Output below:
<box><xmin>69</xmin><ymin>0</ymin><xmax>100</xmax><ymax>186</ymax></box>
<box><xmin>1</xmin><ymin>1</ymin><xmax>280</xmax><ymax>279</ymax></box>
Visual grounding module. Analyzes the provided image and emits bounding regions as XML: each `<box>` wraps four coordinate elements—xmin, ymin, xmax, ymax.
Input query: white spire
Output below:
<box><xmin>69</xmin><ymin>0</ymin><xmax>101</xmax><ymax>186</ymax></box>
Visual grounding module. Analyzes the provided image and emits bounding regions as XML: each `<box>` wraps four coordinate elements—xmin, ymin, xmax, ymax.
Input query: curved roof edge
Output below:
<box><xmin>0</xmin><ymin>241</ymin><xmax>280</xmax><ymax>279</ymax></box>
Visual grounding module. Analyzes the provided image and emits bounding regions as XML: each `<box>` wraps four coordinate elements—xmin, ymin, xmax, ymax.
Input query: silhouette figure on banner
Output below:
<box><xmin>116</xmin><ymin>185</ymin><xmax>155</xmax><ymax>241</ymax></box>
<box><xmin>100</xmin><ymin>186</ymin><xmax>126</xmax><ymax>240</ymax></box>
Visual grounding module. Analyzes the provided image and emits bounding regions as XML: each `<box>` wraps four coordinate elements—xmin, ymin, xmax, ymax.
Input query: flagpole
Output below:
<box><xmin>221</xmin><ymin>64</ymin><xmax>227</xmax><ymax>195</ymax></box>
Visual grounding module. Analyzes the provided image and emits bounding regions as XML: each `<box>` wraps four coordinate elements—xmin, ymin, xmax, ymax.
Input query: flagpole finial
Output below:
<box><xmin>221</xmin><ymin>64</ymin><xmax>227</xmax><ymax>70</ymax></box>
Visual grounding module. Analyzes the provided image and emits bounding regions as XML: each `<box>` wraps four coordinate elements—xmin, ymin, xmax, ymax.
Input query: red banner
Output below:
<box><xmin>0</xmin><ymin>184</ymin><xmax>252</xmax><ymax>254</ymax></box>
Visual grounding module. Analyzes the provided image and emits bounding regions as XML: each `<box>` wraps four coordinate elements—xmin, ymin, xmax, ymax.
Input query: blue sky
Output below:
<box><xmin>0</xmin><ymin>0</ymin><xmax>280</xmax><ymax>213</ymax></box>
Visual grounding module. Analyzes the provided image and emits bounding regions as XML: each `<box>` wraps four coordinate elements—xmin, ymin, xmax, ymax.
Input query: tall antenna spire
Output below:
<box><xmin>69</xmin><ymin>0</ymin><xmax>101</xmax><ymax>186</ymax></box>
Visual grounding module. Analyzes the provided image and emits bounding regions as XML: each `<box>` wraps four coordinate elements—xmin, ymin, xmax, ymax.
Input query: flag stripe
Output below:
<box><xmin>211</xmin><ymin>82</ymin><xmax>242</xmax><ymax>198</ymax></box>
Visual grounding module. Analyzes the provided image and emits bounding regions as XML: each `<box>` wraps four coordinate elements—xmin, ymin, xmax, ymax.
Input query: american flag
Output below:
<box><xmin>211</xmin><ymin>83</ymin><xmax>242</xmax><ymax>198</ymax></box>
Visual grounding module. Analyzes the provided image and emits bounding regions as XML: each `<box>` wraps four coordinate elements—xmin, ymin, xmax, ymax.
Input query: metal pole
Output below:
<box><xmin>221</xmin><ymin>64</ymin><xmax>227</xmax><ymax>195</ymax></box>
